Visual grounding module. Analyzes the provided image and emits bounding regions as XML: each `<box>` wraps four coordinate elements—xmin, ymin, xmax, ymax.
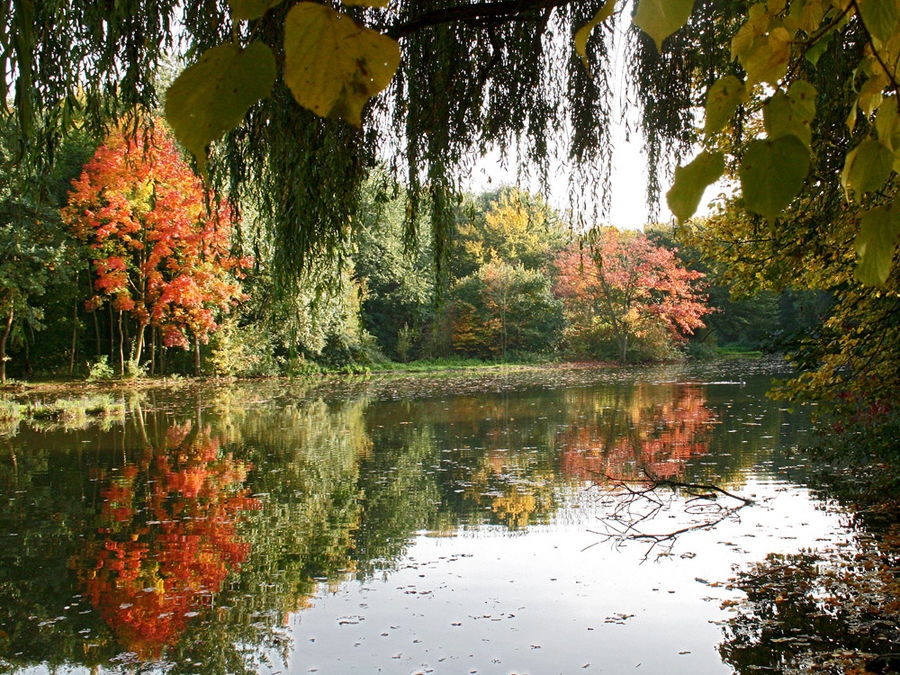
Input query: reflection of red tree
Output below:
<box><xmin>559</xmin><ymin>386</ymin><xmax>714</xmax><ymax>481</ymax></box>
<box><xmin>76</xmin><ymin>422</ymin><xmax>259</xmax><ymax>659</ymax></box>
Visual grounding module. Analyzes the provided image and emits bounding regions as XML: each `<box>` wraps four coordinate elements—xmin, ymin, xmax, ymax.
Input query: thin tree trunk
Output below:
<box><xmin>0</xmin><ymin>306</ymin><xmax>13</xmax><ymax>385</ymax></box>
<box><xmin>149</xmin><ymin>327</ymin><xmax>156</xmax><ymax>376</ymax></box>
<box><xmin>193</xmin><ymin>335</ymin><xmax>201</xmax><ymax>376</ymax></box>
<box><xmin>134</xmin><ymin>322</ymin><xmax>146</xmax><ymax>365</ymax></box>
<box><xmin>92</xmin><ymin>310</ymin><xmax>101</xmax><ymax>357</ymax></box>
<box><xmin>108</xmin><ymin>304</ymin><xmax>114</xmax><ymax>360</ymax></box>
<box><xmin>69</xmin><ymin>299</ymin><xmax>78</xmax><ymax>376</ymax></box>
<box><xmin>117</xmin><ymin>310</ymin><xmax>124</xmax><ymax>376</ymax></box>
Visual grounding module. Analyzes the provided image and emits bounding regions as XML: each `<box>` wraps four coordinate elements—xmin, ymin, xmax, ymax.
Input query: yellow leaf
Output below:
<box><xmin>740</xmin><ymin>27</ymin><xmax>792</xmax><ymax>85</ymax></box>
<box><xmin>165</xmin><ymin>41</ymin><xmax>276</xmax><ymax>174</ymax></box>
<box><xmin>283</xmin><ymin>2</ymin><xmax>401</xmax><ymax>126</ymax></box>
<box><xmin>575</xmin><ymin>0</ymin><xmax>617</xmax><ymax>72</ymax></box>
<box><xmin>704</xmin><ymin>75</ymin><xmax>746</xmax><ymax>135</ymax></box>
<box><xmin>633</xmin><ymin>0</ymin><xmax>696</xmax><ymax>52</ymax></box>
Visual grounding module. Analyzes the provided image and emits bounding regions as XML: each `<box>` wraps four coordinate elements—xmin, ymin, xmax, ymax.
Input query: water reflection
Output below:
<box><xmin>74</xmin><ymin>421</ymin><xmax>259</xmax><ymax>659</ymax></box>
<box><xmin>558</xmin><ymin>384</ymin><xmax>715</xmax><ymax>481</ymax></box>
<box><xmin>0</xmin><ymin>365</ymin><xmax>823</xmax><ymax>673</ymax></box>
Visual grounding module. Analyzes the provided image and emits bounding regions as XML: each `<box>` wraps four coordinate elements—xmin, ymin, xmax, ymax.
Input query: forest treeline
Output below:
<box><xmin>0</xmin><ymin>123</ymin><xmax>827</xmax><ymax>381</ymax></box>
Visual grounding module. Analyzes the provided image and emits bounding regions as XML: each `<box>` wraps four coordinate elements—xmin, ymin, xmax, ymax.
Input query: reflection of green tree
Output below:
<box><xmin>353</xmin><ymin>426</ymin><xmax>441</xmax><ymax>573</ymax></box>
<box><xmin>0</xmin><ymin>438</ymin><xmax>123</xmax><ymax>670</ymax></box>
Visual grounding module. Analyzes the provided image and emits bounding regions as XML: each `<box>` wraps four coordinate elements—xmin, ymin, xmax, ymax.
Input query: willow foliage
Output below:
<box><xmin>3</xmin><ymin>0</ymin><xmax>669</xmax><ymax>285</ymax></box>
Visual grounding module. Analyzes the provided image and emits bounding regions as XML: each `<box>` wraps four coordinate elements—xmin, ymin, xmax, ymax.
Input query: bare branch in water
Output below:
<box><xmin>583</xmin><ymin>468</ymin><xmax>754</xmax><ymax>560</ymax></box>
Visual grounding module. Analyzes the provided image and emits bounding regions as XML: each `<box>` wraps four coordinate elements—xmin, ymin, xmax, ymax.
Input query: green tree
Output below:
<box><xmin>448</xmin><ymin>260</ymin><xmax>564</xmax><ymax>359</ymax></box>
<box><xmin>451</xmin><ymin>188</ymin><xmax>569</xmax><ymax>279</ymax></box>
<box><xmin>352</xmin><ymin>181</ymin><xmax>435</xmax><ymax>358</ymax></box>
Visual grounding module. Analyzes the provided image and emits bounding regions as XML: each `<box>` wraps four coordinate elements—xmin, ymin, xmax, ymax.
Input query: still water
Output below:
<box><xmin>0</xmin><ymin>360</ymin><xmax>852</xmax><ymax>674</ymax></box>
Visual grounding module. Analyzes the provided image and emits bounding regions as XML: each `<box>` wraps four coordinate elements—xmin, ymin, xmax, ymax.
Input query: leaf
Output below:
<box><xmin>666</xmin><ymin>151</ymin><xmax>725</xmax><ymax>222</ymax></box>
<box><xmin>633</xmin><ymin>0</ymin><xmax>695</xmax><ymax>52</ymax></box>
<box><xmin>856</xmin><ymin>203</ymin><xmax>900</xmax><ymax>284</ymax></box>
<box><xmin>229</xmin><ymin>0</ymin><xmax>282</xmax><ymax>20</ymax></box>
<box><xmin>857</xmin><ymin>0</ymin><xmax>898</xmax><ymax>43</ymax></box>
<box><xmin>575</xmin><ymin>0</ymin><xmax>617</xmax><ymax>71</ymax></box>
<box><xmin>165</xmin><ymin>41</ymin><xmax>276</xmax><ymax>174</ymax></box>
<box><xmin>740</xmin><ymin>26</ymin><xmax>792</xmax><ymax>85</ymax></box>
<box><xmin>283</xmin><ymin>2</ymin><xmax>401</xmax><ymax>126</ymax></box>
<box><xmin>876</xmin><ymin>96</ymin><xmax>900</xmax><ymax>150</ymax></box>
<box><xmin>739</xmin><ymin>135</ymin><xmax>810</xmax><ymax>221</ymax></box>
<box><xmin>763</xmin><ymin>82</ymin><xmax>816</xmax><ymax>148</ymax></box>
<box><xmin>841</xmin><ymin>137</ymin><xmax>894</xmax><ymax>198</ymax></box>
<box><xmin>704</xmin><ymin>75</ymin><xmax>745</xmax><ymax>135</ymax></box>
<box><xmin>342</xmin><ymin>0</ymin><xmax>390</xmax><ymax>6</ymax></box>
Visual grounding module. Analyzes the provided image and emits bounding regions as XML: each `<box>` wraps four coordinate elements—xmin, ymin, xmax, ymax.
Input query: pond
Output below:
<box><xmin>0</xmin><ymin>360</ymin><xmax>856</xmax><ymax>674</ymax></box>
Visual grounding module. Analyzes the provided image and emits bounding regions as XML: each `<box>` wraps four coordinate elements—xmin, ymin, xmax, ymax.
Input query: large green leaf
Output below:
<box><xmin>856</xmin><ymin>202</ymin><xmax>900</xmax><ymax>285</ymax></box>
<box><xmin>842</xmin><ymin>137</ymin><xmax>894</xmax><ymax>199</ymax></box>
<box><xmin>858</xmin><ymin>0</ymin><xmax>898</xmax><ymax>43</ymax></box>
<box><xmin>739</xmin><ymin>27</ymin><xmax>791</xmax><ymax>85</ymax></box>
<box><xmin>666</xmin><ymin>151</ymin><xmax>725</xmax><ymax>222</ymax></box>
<box><xmin>704</xmin><ymin>75</ymin><xmax>745</xmax><ymax>136</ymax></box>
<box><xmin>633</xmin><ymin>0</ymin><xmax>695</xmax><ymax>52</ymax></box>
<box><xmin>283</xmin><ymin>2</ymin><xmax>400</xmax><ymax>127</ymax></box>
<box><xmin>876</xmin><ymin>96</ymin><xmax>900</xmax><ymax>150</ymax></box>
<box><xmin>739</xmin><ymin>135</ymin><xmax>810</xmax><ymax>221</ymax></box>
<box><xmin>763</xmin><ymin>82</ymin><xmax>817</xmax><ymax>148</ymax></box>
<box><xmin>165</xmin><ymin>41</ymin><xmax>276</xmax><ymax>174</ymax></box>
<box><xmin>575</xmin><ymin>0</ymin><xmax>617</xmax><ymax>72</ymax></box>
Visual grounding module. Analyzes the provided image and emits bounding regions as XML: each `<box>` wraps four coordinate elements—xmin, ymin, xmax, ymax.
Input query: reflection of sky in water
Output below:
<box><xmin>280</xmin><ymin>484</ymin><xmax>848</xmax><ymax>674</ymax></box>
<box><xmin>0</xmin><ymin>362</ymin><xmax>853</xmax><ymax>674</ymax></box>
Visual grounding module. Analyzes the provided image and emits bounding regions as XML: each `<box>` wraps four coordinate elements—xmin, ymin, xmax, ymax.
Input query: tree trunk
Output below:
<box><xmin>117</xmin><ymin>310</ymin><xmax>124</xmax><ymax>376</ymax></box>
<box><xmin>133</xmin><ymin>322</ymin><xmax>146</xmax><ymax>365</ymax></box>
<box><xmin>194</xmin><ymin>335</ymin><xmax>201</xmax><ymax>376</ymax></box>
<box><xmin>69</xmin><ymin>299</ymin><xmax>78</xmax><ymax>376</ymax></box>
<box><xmin>150</xmin><ymin>327</ymin><xmax>156</xmax><ymax>376</ymax></box>
<box><xmin>93</xmin><ymin>309</ymin><xmax>101</xmax><ymax>357</ymax></box>
<box><xmin>0</xmin><ymin>306</ymin><xmax>13</xmax><ymax>385</ymax></box>
<box><xmin>619</xmin><ymin>333</ymin><xmax>628</xmax><ymax>363</ymax></box>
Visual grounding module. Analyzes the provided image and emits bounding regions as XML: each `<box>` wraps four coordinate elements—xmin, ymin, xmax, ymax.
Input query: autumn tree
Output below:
<box><xmin>448</xmin><ymin>260</ymin><xmax>564</xmax><ymax>359</ymax></box>
<box><xmin>63</xmin><ymin>125</ymin><xmax>247</xmax><ymax>376</ymax></box>
<box><xmin>451</xmin><ymin>188</ymin><xmax>569</xmax><ymax>279</ymax></box>
<box><xmin>555</xmin><ymin>229</ymin><xmax>710</xmax><ymax>362</ymax></box>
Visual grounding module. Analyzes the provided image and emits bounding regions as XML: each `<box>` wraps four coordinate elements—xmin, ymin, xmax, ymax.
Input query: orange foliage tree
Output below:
<box><xmin>555</xmin><ymin>229</ymin><xmax>711</xmax><ymax>362</ymax></box>
<box><xmin>75</xmin><ymin>422</ymin><xmax>259</xmax><ymax>660</ymax></box>
<box><xmin>63</xmin><ymin>124</ymin><xmax>247</xmax><ymax>374</ymax></box>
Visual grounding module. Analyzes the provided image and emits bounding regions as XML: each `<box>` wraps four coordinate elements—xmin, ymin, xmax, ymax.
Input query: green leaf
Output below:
<box><xmin>740</xmin><ymin>27</ymin><xmax>791</xmax><ymax>85</ymax></box>
<box><xmin>739</xmin><ymin>135</ymin><xmax>810</xmax><ymax>221</ymax></box>
<box><xmin>633</xmin><ymin>0</ymin><xmax>695</xmax><ymax>52</ymax></box>
<box><xmin>876</xmin><ymin>96</ymin><xmax>900</xmax><ymax>150</ymax></box>
<box><xmin>704</xmin><ymin>75</ymin><xmax>745</xmax><ymax>135</ymax></box>
<box><xmin>229</xmin><ymin>0</ymin><xmax>282</xmax><ymax>20</ymax></box>
<box><xmin>165</xmin><ymin>41</ymin><xmax>276</xmax><ymax>175</ymax></box>
<box><xmin>763</xmin><ymin>82</ymin><xmax>816</xmax><ymax>148</ymax></box>
<box><xmin>857</xmin><ymin>0</ymin><xmax>898</xmax><ymax>43</ymax></box>
<box><xmin>666</xmin><ymin>151</ymin><xmax>725</xmax><ymax>222</ymax></box>
<box><xmin>283</xmin><ymin>2</ymin><xmax>401</xmax><ymax>126</ymax></box>
<box><xmin>856</xmin><ymin>202</ymin><xmax>900</xmax><ymax>284</ymax></box>
<box><xmin>575</xmin><ymin>0</ymin><xmax>617</xmax><ymax>72</ymax></box>
<box><xmin>841</xmin><ymin>137</ymin><xmax>894</xmax><ymax>198</ymax></box>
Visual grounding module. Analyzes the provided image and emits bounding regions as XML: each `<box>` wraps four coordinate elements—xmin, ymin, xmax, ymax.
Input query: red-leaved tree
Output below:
<box><xmin>63</xmin><ymin>124</ymin><xmax>247</xmax><ymax>375</ymax></box>
<box><xmin>555</xmin><ymin>229</ymin><xmax>710</xmax><ymax>362</ymax></box>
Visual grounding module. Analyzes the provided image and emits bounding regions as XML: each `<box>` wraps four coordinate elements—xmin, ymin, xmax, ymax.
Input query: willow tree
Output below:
<box><xmin>4</xmin><ymin>0</ymin><xmax>900</xmax><ymax>284</ymax></box>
